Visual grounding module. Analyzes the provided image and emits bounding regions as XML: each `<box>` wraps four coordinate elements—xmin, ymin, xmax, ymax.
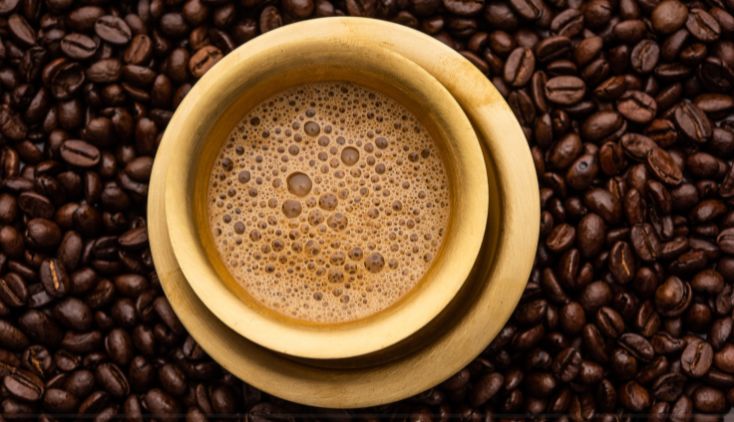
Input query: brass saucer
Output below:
<box><xmin>148</xmin><ymin>17</ymin><xmax>539</xmax><ymax>409</ymax></box>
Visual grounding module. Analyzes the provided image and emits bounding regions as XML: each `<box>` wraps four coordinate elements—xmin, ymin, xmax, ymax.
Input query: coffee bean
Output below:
<box><xmin>95</xmin><ymin>362</ymin><xmax>129</xmax><ymax>398</ymax></box>
<box><xmin>43</xmin><ymin>388</ymin><xmax>78</xmax><ymax>413</ymax></box>
<box><xmin>60</xmin><ymin>33</ymin><xmax>98</xmax><ymax>60</ymax></box>
<box><xmin>95</xmin><ymin>15</ymin><xmax>132</xmax><ymax>45</ymax></box>
<box><xmin>53</xmin><ymin>297</ymin><xmax>93</xmax><ymax>331</ymax></box>
<box><xmin>608</xmin><ymin>241</ymin><xmax>635</xmax><ymax>284</ymax></box>
<box><xmin>0</xmin><ymin>274</ymin><xmax>26</xmax><ymax>308</ymax></box>
<box><xmin>653</xmin><ymin>372</ymin><xmax>686</xmax><ymax>401</ymax></box>
<box><xmin>674</xmin><ymin>101</ymin><xmax>712</xmax><ymax>143</ymax></box>
<box><xmin>8</xmin><ymin>14</ymin><xmax>36</xmax><ymax>46</ymax></box>
<box><xmin>551</xmin><ymin>9</ymin><xmax>583</xmax><ymax>37</ymax></box>
<box><xmin>647</xmin><ymin>147</ymin><xmax>683</xmax><ymax>185</ymax></box>
<box><xmin>545</xmin><ymin>223</ymin><xmax>575</xmax><ymax>252</ymax></box>
<box><xmin>630</xmin><ymin>223</ymin><xmax>661</xmax><ymax>261</ymax></box>
<box><xmin>559</xmin><ymin>301</ymin><xmax>585</xmax><ymax>334</ymax></box>
<box><xmin>717</xmin><ymin>228</ymin><xmax>734</xmax><ymax>254</ymax></box>
<box><xmin>0</xmin><ymin>320</ymin><xmax>28</xmax><ymax>351</ymax></box>
<box><xmin>61</xmin><ymin>331</ymin><xmax>102</xmax><ymax>354</ymax></box>
<box><xmin>42</xmin><ymin>58</ymin><xmax>85</xmax><ymax>100</ymax></box>
<box><xmin>617</xmin><ymin>91</ymin><xmax>657</xmax><ymax>124</ymax></box>
<box><xmin>652</xmin><ymin>0</ymin><xmax>688</xmax><ymax>34</ymax></box>
<box><xmin>158</xmin><ymin>363</ymin><xmax>187</xmax><ymax>396</ymax></box>
<box><xmin>619</xmin><ymin>333</ymin><xmax>654</xmax><ymax>361</ymax></box>
<box><xmin>504</xmin><ymin>48</ymin><xmax>535</xmax><ymax>87</ymax></box>
<box><xmin>714</xmin><ymin>344</ymin><xmax>734</xmax><ymax>373</ymax></box>
<box><xmin>4</xmin><ymin>369</ymin><xmax>44</xmax><ymax>401</ymax></box>
<box><xmin>681</xmin><ymin>340</ymin><xmax>714</xmax><ymax>377</ymax></box>
<box><xmin>535</xmin><ymin>36</ymin><xmax>571</xmax><ymax>63</ymax></box>
<box><xmin>577</xmin><ymin>213</ymin><xmax>606</xmax><ymax>257</ymax></box>
<box><xmin>40</xmin><ymin>258</ymin><xmax>70</xmax><ymax>298</ymax></box>
<box><xmin>620</xmin><ymin>381</ymin><xmax>651</xmax><ymax>412</ymax></box>
<box><xmin>27</xmin><ymin>218</ymin><xmax>62</xmax><ymax>249</ymax></box>
<box><xmin>655</xmin><ymin>276</ymin><xmax>692</xmax><ymax>317</ymax></box>
<box><xmin>60</xmin><ymin>140</ymin><xmax>101</xmax><ymax>168</ymax></box>
<box><xmin>553</xmin><ymin>347</ymin><xmax>581</xmax><ymax>382</ymax></box>
<box><xmin>143</xmin><ymin>388</ymin><xmax>180</xmax><ymax>420</ymax></box>
<box><xmin>693</xmin><ymin>386</ymin><xmax>726</xmax><ymax>413</ymax></box>
<box><xmin>545</xmin><ymin>76</ymin><xmax>585</xmax><ymax>105</ymax></box>
<box><xmin>631</xmin><ymin>40</ymin><xmax>660</xmax><ymax>74</ymax></box>
<box><xmin>687</xmin><ymin>9</ymin><xmax>721</xmax><ymax>42</ymax></box>
<box><xmin>86</xmin><ymin>59</ymin><xmax>122</xmax><ymax>83</ymax></box>
<box><xmin>709</xmin><ymin>316</ymin><xmax>732</xmax><ymax>345</ymax></box>
<box><xmin>508</xmin><ymin>0</ymin><xmax>544</xmax><ymax>21</ymax></box>
<box><xmin>581</xmin><ymin>111</ymin><xmax>625</xmax><ymax>143</ymax></box>
<box><xmin>0</xmin><ymin>0</ymin><xmax>18</xmax><ymax>14</ymax></box>
<box><xmin>18</xmin><ymin>192</ymin><xmax>54</xmax><ymax>219</ymax></box>
<box><xmin>188</xmin><ymin>45</ymin><xmax>223</xmax><ymax>79</ymax></box>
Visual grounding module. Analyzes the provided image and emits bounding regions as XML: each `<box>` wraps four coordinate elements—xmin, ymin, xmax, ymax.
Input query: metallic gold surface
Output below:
<box><xmin>148</xmin><ymin>17</ymin><xmax>539</xmax><ymax>408</ymax></box>
<box><xmin>162</xmin><ymin>32</ymin><xmax>488</xmax><ymax>360</ymax></box>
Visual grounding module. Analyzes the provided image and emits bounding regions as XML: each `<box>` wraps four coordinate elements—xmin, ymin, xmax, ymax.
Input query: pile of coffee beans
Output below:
<box><xmin>0</xmin><ymin>0</ymin><xmax>734</xmax><ymax>419</ymax></box>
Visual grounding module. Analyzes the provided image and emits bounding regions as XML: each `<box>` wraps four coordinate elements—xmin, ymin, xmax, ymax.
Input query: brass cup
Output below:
<box><xmin>162</xmin><ymin>33</ymin><xmax>489</xmax><ymax>360</ymax></box>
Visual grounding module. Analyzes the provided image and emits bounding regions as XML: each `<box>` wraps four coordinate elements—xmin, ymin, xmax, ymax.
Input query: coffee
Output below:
<box><xmin>207</xmin><ymin>82</ymin><xmax>450</xmax><ymax>323</ymax></box>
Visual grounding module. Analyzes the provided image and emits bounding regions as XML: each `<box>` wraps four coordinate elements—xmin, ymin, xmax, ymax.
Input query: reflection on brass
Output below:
<box><xmin>148</xmin><ymin>18</ymin><xmax>539</xmax><ymax>408</ymax></box>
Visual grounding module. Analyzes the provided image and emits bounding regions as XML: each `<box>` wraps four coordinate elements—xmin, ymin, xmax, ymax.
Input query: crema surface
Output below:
<box><xmin>207</xmin><ymin>82</ymin><xmax>450</xmax><ymax>323</ymax></box>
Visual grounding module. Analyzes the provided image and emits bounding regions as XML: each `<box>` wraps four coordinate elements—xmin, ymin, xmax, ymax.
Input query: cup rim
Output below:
<box><xmin>162</xmin><ymin>27</ymin><xmax>488</xmax><ymax>359</ymax></box>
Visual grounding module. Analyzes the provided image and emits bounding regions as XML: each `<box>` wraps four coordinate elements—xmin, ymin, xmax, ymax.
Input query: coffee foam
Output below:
<box><xmin>207</xmin><ymin>81</ymin><xmax>450</xmax><ymax>323</ymax></box>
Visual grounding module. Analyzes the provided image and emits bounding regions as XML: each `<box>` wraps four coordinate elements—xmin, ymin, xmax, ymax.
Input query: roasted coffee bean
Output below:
<box><xmin>60</xmin><ymin>140</ymin><xmax>101</xmax><ymax>168</ymax></box>
<box><xmin>53</xmin><ymin>297</ymin><xmax>92</xmax><ymax>331</ymax></box>
<box><xmin>631</xmin><ymin>40</ymin><xmax>660</xmax><ymax>74</ymax></box>
<box><xmin>630</xmin><ymin>223</ymin><xmax>661</xmax><ymax>261</ymax></box>
<box><xmin>647</xmin><ymin>148</ymin><xmax>683</xmax><ymax>186</ymax></box>
<box><xmin>619</xmin><ymin>333</ymin><xmax>654</xmax><ymax>361</ymax></box>
<box><xmin>0</xmin><ymin>319</ymin><xmax>28</xmax><ymax>351</ymax></box>
<box><xmin>620</xmin><ymin>381</ymin><xmax>651</xmax><ymax>412</ymax></box>
<box><xmin>42</xmin><ymin>59</ymin><xmax>85</xmax><ymax>100</ymax></box>
<box><xmin>693</xmin><ymin>386</ymin><xmax>726</xmax><ymax>413</ymax></box>
<box><xmin>26</xmin><ymin>218</ymin><xmax>62</xmax><ymax>249</ymax></box>
<box><xmin>656</xmin><ymin>276</ymin><xmax>692</xmax><ymax>317</ymax></box>
<box><xmin>545</xmin><ymin>76</ymin><xmax>585</xmax><ymax>105</ymax></box>
<box><xmin>4</xmin><ymin>369</ymin><xmax>44</xmax><ymax>402</ymax></box>
<box><xmin>504</xmin><ymin>48</ymin><xmax>535</xmax><ymax>87</ymax></box>
<box><xmin>43</xmin><ymin>388</ymin><xmax>78</xmax><ymax>413</ymax></box>
<box><xmin>581</xmin><ymin>111</ymin><xmax>625</xmax><ymax>143</ymax></box>
<box><xmin>617</xmin><ymin>91</ymin><xmax>657</xmax><ymax>124</ymax></box>
<box><xmin>652</xmin><ymin>0</ymin><xmax>688</xmax><ymax>34</ymax></box>
<box><xmin>143</xmin><ymin>388</ymin><xmax>180</xmax><ymax>420</ymax></box>
<box><xmin>8</xmin><ymin>14</ymin><xmax>36</xmax><ymax>46</ymax></box>
<box><xmin>681</xmin><ymin>340</ymin><xmax>714</xmax><ymax>377</ymax></box>
<box><xmin>158</xmin><ymin>363</ymin><xmax>187</xmax><ymax>396</ymax></box>
<box><xmin>675</xmin><ymin>101</ymin><xmax>712</xmax><ymax>143</ymax></box>
<box><xmin>714</xmin><ymin>344</ymin><xmax>734</xmax><ymax>373</ymax></box>
<box><xmin>95</xmin><ymin>15</ymin><xmax>132</xmax><ymax>45</ymax></box>
<box><xmin>0</xmin><ymin>273</ymin><xmax>27</xmax><ymax>308</ymax></box>
<box><xmin>653</xmin><ymin>372</ymin><xmax>686</xmax><ymax>401</ymax></box>
<box><xmin>39</xmin><ymin>258</ymin><xmax>70</xmax><ymax>298</ymax></box>
<box><xmin>687</xmin><ymin>9</ymin><xmax>721</xmax><ymax>42</ymax></box>
<box><xmin>60</xmin><ymin>33</ymin><xmax>98</xmax><ymax>60</ymax></box>
<box><xmin>609</xmin><ymin>241</ymin><xmax>635</xmax><ymax>283</ymax></box>
<box><xmin>718</xmin><ymin>228</ymin><xmax>734</xmax><ymax>254</ymax></box>
<box><xmin>189</xmin><ymin>46</ymin><xmax>223</xmax><ymax>79</ymax></box>
<box><xmin>96</xmin><ymin>362</ymin><xmax>129</xmax><ymax>398</ymax></box>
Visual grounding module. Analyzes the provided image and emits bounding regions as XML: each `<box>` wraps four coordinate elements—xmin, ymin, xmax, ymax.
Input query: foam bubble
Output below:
<box><xmin>207</xmin><ymin>81</ymin><xmax>450</xmax><ymax>323</ymax></box>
